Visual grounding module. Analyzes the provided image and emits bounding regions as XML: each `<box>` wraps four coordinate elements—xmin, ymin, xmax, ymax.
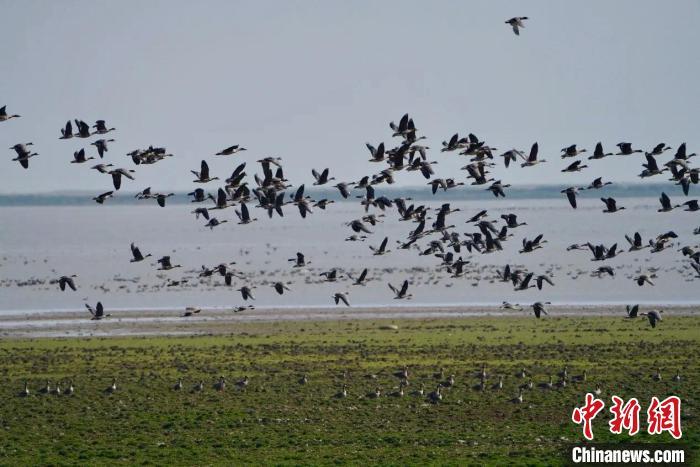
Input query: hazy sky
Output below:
<box><xmin>1</xmin><ymin>0</ymin><xmax>698</xmax><ymax>194</ymax></box>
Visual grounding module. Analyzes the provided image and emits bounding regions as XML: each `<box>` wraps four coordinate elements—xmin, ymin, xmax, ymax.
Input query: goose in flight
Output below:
<box><xmin>501</xmin><ymin>213</ymin><xmax>527</xmax><ymax>228</ymax></box>
<box><xmin>487</xmin><ymin>180</ymin><xmax>510</xmax><ymax>197</ymax></box>
<box><xmin>86</xmin><ymin>301</ymin><xmax>110</xmax><ymax>320</ymax></box>
<box><xmin>59</xmin><ymin>120</ymin><xmax>73</xmax><ymax>139</ymax></box>
<box><xmin>288</xmin><ymin>252</ymin><xmax>308</xmax><ymax>268</ymax></box>
<box><xmin>587</xmin><ymin>142</ymin><xmax>612</xmax><ymax>160</ymax></box>
<box><xmin>683</xmin><ymin>200</ymin><xmax>699</xmax><ymax>212</ymax></box>
<box><xmin>236</xmin><ymin>202</ymin><xmax>257</xmax><ymax>224</ymax></box>
<box><xmin>370</xmin><ymin>236</ymin><xmax>390</xmax><ymax>255</ymax></box>
<box><xmin>639</xmin><ymin>154</ymin><xmax>667</xmax><ymax>178</ymax></box>
<box><xmin>134</xmin><ymin>187</ymin><xmax>153</xmax><ymax>200</ymax></box>
<box><xmin>192</xmin><ymin>160</ymin><xmax>219</xmax><ymax>183</ymax></box>
<box><xmin>130</xmin><ymin>243</ymin><xmax>151</xmax><ymax>262</ymax></box>
<box><xmin>273</xmin><ymin>282</ymin><xmax>291</xmax><ymax>295</ymax></box>
<box><xmin>561</xmin><ymin>187</ymin><xmax>579</xmax><ymax>209</ymax></box>
<box><xmin>238</xmin><ymin>286</ymin><xmax>256</xmax><ymax>301</ymax></box>
<box><xmin>93</xmin><ymin>120</ymin><xmax>115</xmax><ymax>134</ymax></box>
<box><xmin>505</xmin><ymin>16</ymin><xmax>528</xmax><ymax>35</ymax></box>
<box><xmin>601</xmin><ymin>197</ymin><xmax>625</xmax><ymax>213</ymax></box>
<box><xmin>91</xmin><ymin>163</ymin><xmax>114</xmax><ymax>173</ymax></box>
<box><xmin>91</xmin><ymin>139</ymin><xmax>114</xmax><ymax>159</ymax></box>
<box><xmin>640</xmin><ymin>310</ymin><xmax>663</xmax><ymax>328</ymax></box>
<box><xmin>182</xmin><ymin>307</ymin><xmax>201</xmax><ymax>317</ymax></box>
<box><xmin>216</xmin><ymin>145</ymin><xmax>246</xmax><ymax>156</ymax></box>
<box><xmin>366</xmin><ymin>142</ymin><xmax>386</xmax><ymax>162</ymax></box>
<box><xmin>519</xmin><ymin>143</ymin><xmax>544</xmax><ymax>167</ymax></box>
<box><xmin>625</xmin><ymin>304</ymin><xmax>639</xmax><ymax>318</ymax></box>
<box><xmin>71</xmin><ymin>148</ymin><xmax>95</xmax><ymax>164</ymax></box>
<box><xmin>561</xmin><ymin>160</ymin><xmax>588</xmax><ymax>173</ymax></box>
<box><xmin>320</xmin><ymin>269</ymin><xmax>338</xmax><ymax>282</ymax></box>
<box><xmin>0</xmin><ymin>105</ymin><xmax>20</xmax><ymax>121</ymax></box>
<box><xmin>647</xmin><ymin>143</ymin><xmax>671</xmax><ymax>156</ymax></box>
<box><xmin>388</xmin><ymin>280</ymin><xmax>412</xmax><ymax>299</ymax></box>
<box><xmin>204</xmin><ymin>217</ymin><xmax>228</xmax><ymax>229</ymax></box>
<box><xmin>586</xmin><ymin>177</ymin><xmax>612</xmax><ymax>190</ymax></box>
<box><xmin>109</xmin><ymin>168</ymin><xmax>135</xmax><ymax>190</ymax></box>
<box><xmin>152</xmin><ymin>193</ymin><xmax>174</xmax><ymax>207</ymax></box>
<box><xmin>520</xmin><ymin>234</ymin><xmax>547</xmax><ymax>253</ymax></box>
<box><xmin>92</xmin><ymin>191</ymin><xmax>114</xmax><ymax>204</ymax></box>
<box><xmin>74</xmin><ymin>120</ymin><xmax>92</xmax><ymax>138</ymax></box>
<box><xmin>157</xmin><ymin>256</ymin><xmax>181</xmax><ymax>270</ymax></box>
<box><xmin>634</xmin><ymin>274</ymin><xmax>655</xmax><ymax>286</ymax></box>
<box><xmin>389</xmin><ymin>113</ymin><xmax>414</xmax><ymax>138</ymax></box>
<box><xmin>312</xmin><ymin>168</ymin><xmax>335</xmax><ymax>185</ymax></box>
<box><xmin>188</xmin><ymin>188</ymin><xmax>214</xmax><ymax>203</ymax></box>
<box><xmin>58</xmin><ymin>275</ymin><xmax>77</xmax><ymax>291</ymax></box>
<box><xmin>348</xmin><ymin>219</ymin><xmax>373</xmax><ymax>234</ymax></box>
<box><xmin>592</xmin><ymin>266</ymin><xmax>614</xmax><ymax>277</ymax></box>
<box><xmin>499</xmin><ymin>149</ymin><xmax>521</xmax><ymax>168</ymax></box>
<box><xmin>334</xmin><ymin>182</ymin><xmax>354</xmax><ymax>199</ymax></box>
<box><xmin>10</xmin><ymin>143</ymin><xmax>38</xmax><ymax>169</ymax></box>
<box><xmin>531</xmin><ymin>301</ymin><xmax>550</xmax><ymax>318</ymax></box>
<box><xmin>347</xmin><ymin>268</ymin><xmax>368</xmax><ymax>286</ymax></box>
<box><xmin>333</xmin><ymin>292</ymin><xmax>350</xmax><ymax>307</ymax></box>
<box><xmin>658</xmin><ymin>192</ymin><xmax>680</xmax><ymax>212</ymax></box>
<box><xmin>561</xmin><ymin>144</ymin><xmax>586</xmax><ymax>158</ymax></box>
<box><xmin>616</xmin><ymin>142</ymin><xmax>642</xmax><ymax>155</ymax></box>
<box><xmin>624</xmin><ymin>232</ymin><xmax>649</xmax><ymax>252</ymax></box>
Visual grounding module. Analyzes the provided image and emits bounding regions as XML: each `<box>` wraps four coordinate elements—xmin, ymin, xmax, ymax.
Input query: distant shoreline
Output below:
<box><xmin>1</xmin><ymin>304</ymin><xmax>697</xmax><ymax>339</ymax></box>
<box><xmin>0</xmin><ymin>182</ymin><xmax>681</xmax><ymax>206</ymax></box>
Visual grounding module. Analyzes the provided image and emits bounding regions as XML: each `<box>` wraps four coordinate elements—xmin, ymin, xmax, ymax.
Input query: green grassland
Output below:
<box><xmin>0</xmin><ymin>316</ymin><xmax>698</xmax><ymax>465</ymax></box>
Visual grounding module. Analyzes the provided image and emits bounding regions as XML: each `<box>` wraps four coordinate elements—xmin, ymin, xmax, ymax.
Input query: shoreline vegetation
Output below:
<box><xmin>1</xmin><ymin>315</ymin><xmax>697</xmax><ymax>465</ymax></box>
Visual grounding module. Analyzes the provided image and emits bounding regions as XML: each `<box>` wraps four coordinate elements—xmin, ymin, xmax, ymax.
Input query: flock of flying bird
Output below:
<box><xmin>4</xmin><ymin>101</ymin><xmax>700</xmax><ymax>325</ymax></box>
<box><xmin>3</xmin><ymin>15</ymin><xmax>696</xmax><ymax>406</ymax></box>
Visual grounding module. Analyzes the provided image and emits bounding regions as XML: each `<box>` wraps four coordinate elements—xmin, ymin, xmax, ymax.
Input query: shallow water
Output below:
<box><xmin>0</xmin><ymin>195</ymin><xmax>698</xmax><ymax>314</ymax></box>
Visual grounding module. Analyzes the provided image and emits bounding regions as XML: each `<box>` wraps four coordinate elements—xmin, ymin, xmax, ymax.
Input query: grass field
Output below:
<box><xmin>0</xmin><ymin>315</ymin><xmax>698</xmax><ymax>465</ymax></box>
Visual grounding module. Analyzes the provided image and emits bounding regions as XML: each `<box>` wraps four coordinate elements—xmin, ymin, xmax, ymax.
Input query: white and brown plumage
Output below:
<box><xmin>333</xmin><ymin>292</ymin><xmax>350</xmax><ymax>307</ymax></box>
<box><xmin>531</xmin><ymin>301</ymin><xmax>550</xmax><ymax>318</ymax></box>
<box><xmin>93</xmin><ymin>120</ymin><xmax>115</xmax><ymax>134</ymax></box>
<box><xmin>519</xmin><ymin>142</ymin><xmax>544</xmax><ymax>167</ymax></box>
<box><xmin>505</xmin><ymin>16</ymin><xmax>528</xmax><ymax>35</ymax></box>
<box><xmin>91</xmin><ymin>138</ymin><xmax>114</xmax><ymax>158</ymax></box>
<box><xmin>92</xmin><ymin>191</ymin><xmax>114</xmax><ymax>204</ymax></box>
<box><xmin>216</xmin><ymin>145</ymin><xmax>246</xmax><ymax>156</ymax></box>
<box><xmin>109</xmin><ymin>168</ymin><xmax>135</xmax><ymax>190</ymax></box>
<box><xmin>192</xmin><ymin>160</ymin><xmax>219</xmax><ymax>183</ymax></box>
<box><xmin>10</xmin><ymin>143</ymin><xmax>38</xmax><ymax>169</ymax></box>
<box><xmin>157</xmin><ymin>256</ymin><xmax>181</xmax><ymax>270</ymax></box>
<box><xmin>0</xmin><ymin>105</ymin><xmax>20</xmax><ymax>122</ymax></box>
<box><xmin>312</xmin><ymin>168</ymin><xmax>335</xmax><ymax>186</ymax></box>
<box><xmin>58</xmin><ymin>275</ymin><xmax>77</xmax><ymax>291</ymax></box>
<box><xmin>86</xmin><ymin>302</ymin><xmax>110</xmax><ymax>320</ymax></box>
<box><xmin>640</xmin><ymin>310</ymin><xmax>663</xmax><ymax>328</ymax></box>
<box><xmin>130</xmin><ymin>243</ymin><xmax>151</xmax><ymax>262</ymax></box>
<box><xmin>71</xmin><ymin>148</ymin><xmax>95</xmax><ymax>164</ymax></box>
<box><xmin>388</xmin><ymin>280</ymin><xmax>412</xmax><ymax>299</ymax></box>
<box><xmin>601</xmin><ymin>197</ymin><xmax>625</xmax><ymax>213</ymax></box>
<box><xmin>59</xmin><ymin>120</ymin><xmax>74</xmax><ymax>139</ymax></box>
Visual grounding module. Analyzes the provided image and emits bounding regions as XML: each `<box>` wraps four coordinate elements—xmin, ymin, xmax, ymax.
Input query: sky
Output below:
<box><xmin>0</xmin><ymin>0</ymin><xmax>698</xmax><ymax>194</ymax></box>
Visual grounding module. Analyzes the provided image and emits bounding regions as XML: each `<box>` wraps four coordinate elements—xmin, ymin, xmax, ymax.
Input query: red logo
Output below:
<box><xmin>572</xmin><ymin>394</ymin><xmax>682</xmax><ymax>440</ymax></box>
